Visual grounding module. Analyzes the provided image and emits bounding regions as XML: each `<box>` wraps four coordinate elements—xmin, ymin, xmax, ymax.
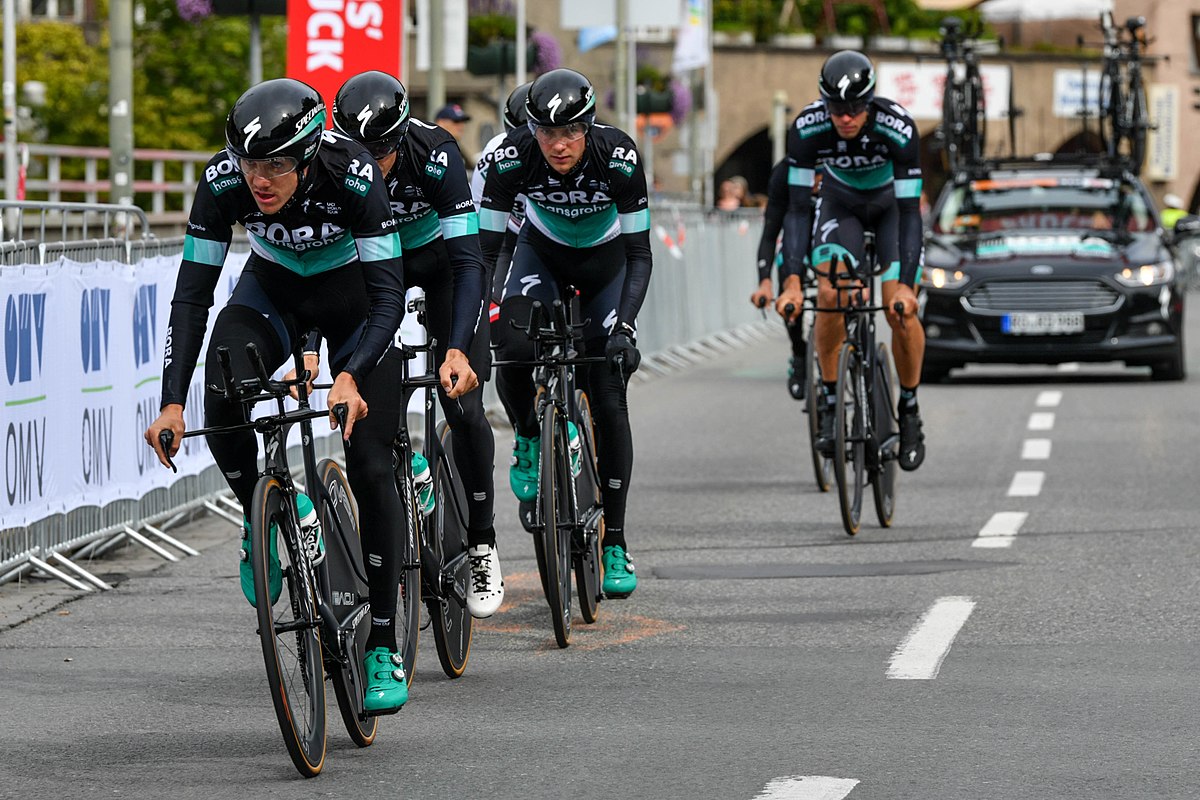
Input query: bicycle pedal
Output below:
<box><xmin>361</xmin><ymin>705</ymin><xmax>404</xmax><ymax>719</ymax></box>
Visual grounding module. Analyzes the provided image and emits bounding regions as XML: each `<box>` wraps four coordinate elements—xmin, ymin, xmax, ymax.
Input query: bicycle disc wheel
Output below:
<box><xmin>572</xmin><ymin>390</ymin><xmax>602</xmax><ymax>624</ymax></box>
<box><xmin>804</xmin><ymin>328</ymin><xmax>833</xmax><ymax>492</ymax></box>
<box><xmin>833</xmin><ymin>342</ymin><xmax>865</xmax><ymax>536</ymax></box>
<box><xmin>1126</xmin><ymin>79</ymin><xmax>1147</xmax><ymax>173</ymax></box>
<box><xmin>250</xmin><ymin>476</ymin><xmax>326</xmax><ymax>777</ymax></box>
<box><xmin>871</xmin><ymin>345</ymin><xmax>898</xmax><ymax>529</ymax></box>
<box><xmin>429</xmin><ymin>423</ymin><xmax>473</xmax><ymax>678</ymax></box>
<box><xmin>538</xmin><ymin>405</ymin><xmax>573</xmax><ymax>648</ymax></box>
<box><xmin>317</xmin><ymin>459</ymin><xmax>377</xmax><ymax>748</ymax></box>
<box><xmin>393</xmin><ymin>450</ymin><xmax>422</xmax><ymax>686</ymax></box>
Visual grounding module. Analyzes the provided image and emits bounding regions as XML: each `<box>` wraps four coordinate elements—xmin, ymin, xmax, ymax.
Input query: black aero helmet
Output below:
<box><xmin>525</xmin><ymin>68</ymin><xmax>596</xmax><ymax>129</ymax></box>
<box><xmin>504</xmin><ymin>82</ymin><xmax>533</xmax><ymax>131</ymax></box>
<box><xmin>332</xmin><ymin>70</ymin><xmax>411</xmax><ymax>158</ymax></box>
<box><xmin>225</xmin><ymin>78</ymin><xmax>326</xmax><ymax>170</ymax></box>
<box><xmin>818</xmin><ymin>50</ymin><xmax>876</xmax><ymax>115</ymax></box>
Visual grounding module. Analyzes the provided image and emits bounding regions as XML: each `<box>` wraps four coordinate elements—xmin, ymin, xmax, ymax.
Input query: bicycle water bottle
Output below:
<box><xmin>567</xmin><ymin>422</ymin><xmax>582</xmax><ymax>478</ymax></box>
<box><xmin>412</xmin><ymin>453</ymin><xmax>435</xmax><ymax>516</ymax></box>
<box><xmin>295</xmin><ymin>492</ymin><xmax>325</xmax><ymax>565</ymax></box>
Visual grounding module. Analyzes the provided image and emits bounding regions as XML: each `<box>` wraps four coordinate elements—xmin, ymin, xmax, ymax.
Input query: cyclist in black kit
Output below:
<box><xmin>775</xmin><ymin>50</ymin><xmax>927</xmax><ymax>471</ymax></box>
<box><xmin>479</xmin><ymin>68</ymin><xmax>651</xmax><ymax>598</ymax></box>
<box><xmin>751</xmin><ymin>157</ymin><xmax>811</xmax><ymax>400</ymax></box>
<box><xmin>331</xmin><ymin>71</ymin><xmax>502</xmax><ymax>619</ymax></box>
<box><xmin>143</xmin><ymin>79</ymin><xmax>466</xmax><ymax>715</ymax></box>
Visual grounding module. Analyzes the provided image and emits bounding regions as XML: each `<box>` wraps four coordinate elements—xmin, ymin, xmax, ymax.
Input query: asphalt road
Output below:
<box><xmin>2</xmin><ymin>311</ymin><xmax>1199</xmax><ymax>799</ymax></box>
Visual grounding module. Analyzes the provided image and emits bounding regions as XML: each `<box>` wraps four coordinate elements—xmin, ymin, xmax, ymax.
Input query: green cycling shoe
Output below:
<box><xmin>509</xmin><ymin>434</ymin><xmax>540</xmax><ymax>502</ymax></box>
<box><xmin>239</xmin><ymin>492</ymin><xmax>323</xmax><ymax>608</ymax></box>
<box><xmin>602</xmin><ymin>545</ymin><xmax>637</xmax><ymax>598</ymax></box>
<box><xmin>363</xmin><ymin>647</ymin><xmax>408</xmax><ymax>714</ymax></box>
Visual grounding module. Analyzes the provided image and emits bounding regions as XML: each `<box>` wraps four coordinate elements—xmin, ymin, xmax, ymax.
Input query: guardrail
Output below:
<box><xmin>1</xmin><ymin>199</ymin><xmax>769</xmax><ymax>593</ymax></box>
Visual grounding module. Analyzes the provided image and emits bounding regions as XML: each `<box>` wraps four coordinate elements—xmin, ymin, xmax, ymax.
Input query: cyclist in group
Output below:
<box><xmin>750</xmin><ymin>156</ymin><xmax>811</xmax><ymax>400</ymax></box>
<box><xmin>478</xmin><ymin>68</ymin><xmax>652</xmax><ymax>598</ymax></box>
<box><xmin>775</xmin><ymin>50</ymin><xmax>927</xmax><ymax>471</ymax></box>
<box><xmin>331</xmin><ymin>70</ymin><xmax>502</xmax><ymax>619</ymax></box>
<box><xmin>143</xmin><ymin>78</ymin><xmax>475</xmax><ymax>715</ymax></box>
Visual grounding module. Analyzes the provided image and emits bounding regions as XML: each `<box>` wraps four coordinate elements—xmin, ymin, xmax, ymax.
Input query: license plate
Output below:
<box><xmin>1001</xmin><ymin>312</ymin><xmax>1085</xmax><ymax>335</ymax></box>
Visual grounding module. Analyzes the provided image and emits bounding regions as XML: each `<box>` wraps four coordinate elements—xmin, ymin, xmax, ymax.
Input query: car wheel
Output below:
<box><xmin>1150</xmin><ymin>337</ymin><xmax>1186</xmax><ymax>382</ymax></box>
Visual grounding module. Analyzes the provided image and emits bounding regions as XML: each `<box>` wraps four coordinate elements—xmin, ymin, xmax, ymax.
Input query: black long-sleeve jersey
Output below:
<box><xmin>161</xmin><ymin>131</ymin><xmax>405</xmax><ymax>407</ymax></box>
<box><xmin>381</xmin><ymin>118</ymin><xmax>485</xmax><ymax>351</ymax></box>
<box><xmin>477</xmin><ymin>123</ymin><xmax>653</xmax><ymax>329</ymax></box>
<box><xmin>782</xmin><ymin>97</ymin><xmax>924</xmax><ymax>287</ymax></box>
<box><xmin>756</xmin><ymin>158</ymin><xmax>791</xmax><ymax>284</ymax></box>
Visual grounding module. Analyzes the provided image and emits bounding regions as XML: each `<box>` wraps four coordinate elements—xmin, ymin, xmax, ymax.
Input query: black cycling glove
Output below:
<box><xmin>606</xmin><ymin>332</ymin><xmax>641</xmax><ymax>375</ymax></box>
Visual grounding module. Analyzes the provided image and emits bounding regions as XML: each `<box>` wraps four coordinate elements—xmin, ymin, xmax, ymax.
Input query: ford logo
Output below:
<box><xmin>1030</xmin><ymin>264</ymin><xmax>1055</xmax><ymax>275</ymax></box>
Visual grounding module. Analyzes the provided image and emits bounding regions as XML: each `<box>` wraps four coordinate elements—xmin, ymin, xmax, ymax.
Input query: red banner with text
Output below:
<box><xmin>287</xmin><ymin>0</ymin><xmax>405</xmax><ymax>120</ymax></box>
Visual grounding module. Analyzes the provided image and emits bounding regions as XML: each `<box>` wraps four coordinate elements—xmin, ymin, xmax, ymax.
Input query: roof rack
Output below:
<box><xmin>954</xmin><ymin>152</ymin><xmax>1136</xmax><ymax>183</ymax></box>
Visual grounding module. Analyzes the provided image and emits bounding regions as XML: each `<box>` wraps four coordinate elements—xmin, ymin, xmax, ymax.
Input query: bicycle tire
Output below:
<box><xmin>317</xmin><ymin>459</ymin><xmax>378</xmax><ymax>748</ymax></box>
<box><xmin>1126</xmin><ymin>78</ymin><xmax>1147</xmax><ymax>173</ymax></box>
<box><xmin>250</xmin><ymin>476</ymin><xmax>327</xmax><ymax>777</ymax></box>
<box><xmin>966</xmin><ymin>67</ymin><xmax>986</xmax><ymax>162</ymax></box>
<box><xmin>429</xmin><ymin>423</ymin><xmax>473</xmax><ymax>678</ymax></box>
<box><xmin>804</xmin><ymin>327</ymin><xmax>833</xmax><ymax>492</ymax></box>
<box><xmin>941</xmin><ymin>80</ymin><xmax>964</xmax><ymax>174</ymax></box>
<box><xmin>393</xmin><ymin>449</ymin><xmax>422</xmax><ymax>686</ymax></box>
<box><xmin>538</xmin><ymin>404</ymin><xmax>573</xmax><ymax>648</ymax></box>
<box><xmin>572</xmin><ymin>390</ymin><xmax>602</xmax><ymax>624</ymax></box>
<box><xmin>833</xmin><ymin>342</ymin><xmax>865</xmax><ymax>536</ymax></box>
<box><xmin>1099</xmin><ymin>68</ymin><xmax>1122</xmax><ymax>160</ymax></box>
<box><xmin>870</xmin><ymin>345</ymin><xmax>898</xmax><ymax>528</ymax></box>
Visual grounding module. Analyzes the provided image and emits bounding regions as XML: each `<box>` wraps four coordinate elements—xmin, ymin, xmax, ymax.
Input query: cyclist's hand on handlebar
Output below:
<box><xmin>440</xmin><ymin>348</ymin><xmax>479</xmax><ymax>398</ymax></box>
<box><xmin>750</xmin><ymin>279</ymin><xmax>774</xmax><ymax>310</ymax></box>
<box><xmin>284</xmin><ymin>351</ymin><xmax>321</xmax><ymax>400</ymax></box>
<box><xmin>144</xmin><ymin>404</ymin><xmax>185</xmax><ymax>470</ymax></box>
<box><xmin>327</xmin><ymin>372</ymin><xmax>368</xmax><ymax>441</ymax></box>
<box><xmin>606</xmin><ymin>331</ymin><xmax>641</xmax><ymax>375</ymax></box>
<box><xmin>886</xmin><ymin>283</ymin><xmax>919</xmax><ymax>329</ymax></box>
<box><xmin>775</xmin><ymin>289</ymin><xmax>804</xmax><ymax>323</ymax></box>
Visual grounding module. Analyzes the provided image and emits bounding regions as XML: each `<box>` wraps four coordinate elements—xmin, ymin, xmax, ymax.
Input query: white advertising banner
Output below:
<box><xmin>1145</xmin><ymin>83</ymin><xmax>1178</xmax><ymax>182</ymax></box>
<box><xmin>877</xmin><ymin>62</ymin><xmax>1011</xmax><ymax>122</ymax></box>
<box><xmin>1052</xmin><ymin>68</ymin><xmax>1103</xmax><ymax>119</ymax></box>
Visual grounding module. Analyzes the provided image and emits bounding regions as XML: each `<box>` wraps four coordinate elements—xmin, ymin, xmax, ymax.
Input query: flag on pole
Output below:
<box><xmin>672</xmin><ymin>0</ymin><xmax>709</xmax><ymax>73</ymax></box>
<box><xmin>578</xmin><ymin>25</ymin><xmax>618</xmax><ymax>53</ymax></box>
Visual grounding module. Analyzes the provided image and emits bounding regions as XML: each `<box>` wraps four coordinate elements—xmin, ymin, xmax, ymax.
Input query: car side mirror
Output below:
<box><xmin>1171</xmin><ymin>214</ymin><xmax>1200</xmax><ymax>244</ymax></box>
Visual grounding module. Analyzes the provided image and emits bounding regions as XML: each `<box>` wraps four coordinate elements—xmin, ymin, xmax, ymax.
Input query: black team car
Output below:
<box><xmin>920</xmin><ymin>157</ymin><xmax>1186</xmax><ymax>381</ymax></box>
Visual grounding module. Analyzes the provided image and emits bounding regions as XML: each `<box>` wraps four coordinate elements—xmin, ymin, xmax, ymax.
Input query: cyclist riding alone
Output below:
<box><xmin>478</xmin><ymin>68</ymin><xmax>652</xmax><ymax>598</ymax></box>
<box><xmin>750</xmin><ymin>156</ymin><xmax>813</xmax><ymax>400</ymax></box>
<box><xmin>776</xmin><ymin>50</ymin><xmax>928</xmax><ymax>471</ymax></box>
<box><xmin>142</xmin><ymin>78</ymin><xmax>467</xmax><ymax>716</ymax></box>
<box><xmin>330</xmin><ymin>70</ymin><xmax>503</xmax><ymax>619</ymax></box>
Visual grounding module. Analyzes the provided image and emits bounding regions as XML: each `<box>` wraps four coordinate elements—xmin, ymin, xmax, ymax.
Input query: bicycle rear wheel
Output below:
<box><xmin>804</xmin><ymin>327</ymin><xmax>833</xmax><ymax>492</ymax></box>
<box><xmin>1125</xmin><ymin>79</ymin><xmax>1147</xmax><ymax>173</ymax></box>
<box><xmin>966</xmin><ymin>68</ymin><xmax>986</xmax><ymax>162</ymax></box>
<box><xmin>941</xmin><ymin>80</ymin><xmax>964</xmax><ymax>173</ymax></box>
<box><xmin>871</xmin><ymin>345</ymin><xmax>898</xmax><ymax>528</ymax></box>
<box><xmin>572</xmin><ymin>390</ymin><xmax>603</xmax><ymax>624</ymax></box>
<box><xmin>393</xmin><ymin>448</ymin><xmax>422</xmax><ymax>686</ymax></box>
<box><xmin>317</xmin><ymin>459</ymin><xmax>378</xmax><ymax>748</ymax></box>
<box><xmin>250</xmin><ymin>476</ymin><xmax>327</xmax><ymax>777</ymax></box>
<box><xmin>429</xmin><ymin>423</ymin><xmax>473</xmax><ymax>678</ymax></box>
<box><xmin>833</xmin><ymin>342</ymin><xmax>865</xmax><ymax>536</ymax></box>
<box><xmin>537</xmin><ymin>405</ymin><xmax>573</xmax><ymax>648</ymax></box>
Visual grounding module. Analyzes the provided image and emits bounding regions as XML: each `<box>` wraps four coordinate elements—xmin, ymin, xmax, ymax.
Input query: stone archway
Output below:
<box><xmin>713</xmin><ymin>128</ymin><xmax>774</xmax><ymax>205</ymax></box>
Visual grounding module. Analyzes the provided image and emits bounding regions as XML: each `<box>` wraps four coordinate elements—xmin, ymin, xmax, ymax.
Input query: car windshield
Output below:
<box><xmin>933</xmin><ymin>176</ymin><xmax>1155</xmax><ymax>235</ymax></box>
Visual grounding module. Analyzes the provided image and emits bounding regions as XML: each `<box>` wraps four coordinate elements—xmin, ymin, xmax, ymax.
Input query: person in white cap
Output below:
<box><xmin>1161</xmin><ymin>193</ymin><xmax>1187</xmax><ymax>230</ymax></box>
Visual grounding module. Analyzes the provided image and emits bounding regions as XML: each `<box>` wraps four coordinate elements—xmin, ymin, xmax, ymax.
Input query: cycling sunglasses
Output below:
<box><xmin>826</xmin><ymin>99</ymin><xmax>869</xmax><ymax>117</ymax></box>
<box><xmin>238</xmin><ymin>156</ymin><xmax>300</xmax><ymax>179</ymax></box>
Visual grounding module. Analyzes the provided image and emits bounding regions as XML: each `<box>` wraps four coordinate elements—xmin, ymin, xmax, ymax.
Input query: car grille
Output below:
<box><xmin>963</xmin><ymin>280</ymin><xmax>1120</xmax><ymax>313</ymax></box>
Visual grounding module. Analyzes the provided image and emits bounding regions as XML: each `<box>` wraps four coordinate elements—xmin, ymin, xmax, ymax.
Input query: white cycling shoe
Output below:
<box><xmin>466</xmin><ymin>544</ymin><xmax>505</xmax><ymax>618</ymax></box>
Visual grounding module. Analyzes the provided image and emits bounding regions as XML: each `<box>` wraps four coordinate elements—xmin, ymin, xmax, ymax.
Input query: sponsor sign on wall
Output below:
<box><xmin>877</xmin><ymin>62</ymin><xmax>1011</xmax><ymax>122</ymax></box>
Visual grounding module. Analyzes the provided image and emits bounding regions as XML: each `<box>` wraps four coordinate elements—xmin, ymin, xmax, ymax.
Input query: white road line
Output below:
<box><xmin>887</xmin><ymin>597</ymin><xmax>976</xmax><ymax>680</ymax></box>
<box><xmin>1058</xmin><ymin>362</ymin><xmax>1081</xmax><ymax>372</ymax></box>
<box><xmin>1007</xmin><ymin>471</ymin><xmax>1044</xmax><ymax>497</ymax></box>
<box><xmin>1036</xmin><ymin>390</ymin><xmax>1063</xmax><ymax>407</ymax></box>
<box><xmin>754</xmin><ymin>776</ymin><xmax>860</xmax><ymax>800</ymax></box>
<box><xmin>972</xmin><ymin>511</ymin><xmax>1028</xmax><ymax>549</ymax></box>
<box><xmin>1028</xmin><ymin>412</ymin><xmax>1055</xmax><ymax>430</ymax></box>
<box><xmin>1021</xmin><ymin>438</ymin><xmax>1052</xmax><ymax>460</ymax></box>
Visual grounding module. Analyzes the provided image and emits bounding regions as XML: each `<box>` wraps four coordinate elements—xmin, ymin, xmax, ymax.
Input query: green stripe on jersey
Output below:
<box><xmin>789</xmin><ymin>166</ymin><xmax>815</xmax><ymax>187</ymax></box>
<box><xmin>526</xmin><ymin>203</ymin><xmax>619</xmax><ymax>248</ymax></box>
<box><xmin>183</xmin><ymin>235</ymin><xmax>228</xmax><ymax>266</ymax></box>
<box><xmin>356</xmin><ymin>231</ymin><xmax>403</xmax><ymax>263</ymax></box>
<box><xmin>440</xmin><ymin>211</ymin><xmax>480</xmax><ymax>239</ymax></box>
<box><xmin>250</xmin><ymin>232</ymin><xmax>358</xmax><ymax>276</ymax></box>
<box><xmin>618</xmin><ymin>209</ymin><xmax>650</xmax><ymax>234</ymax></box>
<box><xmin>825</xmin><ymin>163</ymin><xmax>893</xmax><ymax>192</ymax></box>
<box><xmin>480</xmin><ymin>208</ymin><xmax>510</xmax><ymax>232</ymax></box>
<box><xmin>397</xmin><ymin>211</ymin><xmax>441</xmax><ymax>250</ymax></box>
<box><xmin>894</xmin><ymin>178</ymin><xmax>923</xmax><ymax>199</ymax></box>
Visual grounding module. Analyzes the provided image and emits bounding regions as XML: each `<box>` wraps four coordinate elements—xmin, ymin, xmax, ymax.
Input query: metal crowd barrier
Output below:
<box><xmin>1</xmin><ymin>199</ymin><xmax>772</xmax><ymax>592</ymax></box>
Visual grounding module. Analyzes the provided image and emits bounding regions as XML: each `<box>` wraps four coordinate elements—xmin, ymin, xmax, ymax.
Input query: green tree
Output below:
<box><xmin>15</xmin><ymin>21</ymin><xmax>110</xmax><ymax>145</ymax></box>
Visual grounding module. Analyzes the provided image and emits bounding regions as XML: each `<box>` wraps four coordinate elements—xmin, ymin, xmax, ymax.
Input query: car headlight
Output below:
<box><xmin>921</xmin><ymin>267</ymin><xmax>969</xmax><ymax>290</ymax></box>
<box><xmin>1115</xmin><ymin>260</ymin><xmax>1174</xmax><ymax>287</ymax></box>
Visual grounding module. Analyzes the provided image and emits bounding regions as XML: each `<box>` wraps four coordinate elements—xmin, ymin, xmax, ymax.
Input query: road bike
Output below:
<box><xmin>811</xmin><ymin>233</ymin><xmax>900</xmax><ymax>536</ymax></box>
<box><xmin>1095</xmin><ymin>12</ymin><xmax>1152</xmax><ymax>174</ymax></box>
<box><xmin>938</xmin><ymin>15</ymin><xmax>987</xmax><ymax>174</ymax></box>
<box><xmin>160</xmin><ymin>344</ymin><xmax>379</xmax><ymax>777</ymax></box>
<box><xmin>390</xmin><ymin>297</ymin><xmax>474</xmax><ymax>682</ymax></box>
<box><xmin>493</xmin><ymin>290</ymin><xmax>606</xmax><ymax>648</ymax></box>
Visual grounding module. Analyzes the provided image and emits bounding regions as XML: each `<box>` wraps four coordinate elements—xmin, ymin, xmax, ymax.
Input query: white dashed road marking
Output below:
<box><xmin>887</xmin><ymin>597</ymin><xmax>976</xmax><ymax>680</ymax></box>
<box><xmin>1007</xmin><ymin>471</ymin><xmax>1044</xmax><ymax>497</ymax></box>
<box><xmin>972</xmin><ymin>511</ymin><xmax>1028</xmax><ymax>549</ymax></box>
<box><xmin>1028</xmin><ymin>412</ymin><xmax>1055</xmax><ymax>431</ymax></box>
<box><xmin>1036</xmin><ymin>390</ymin><xmax>1063</xmax><ymax>407</ymax></box>
<box><xmin>753</xmin><ymin>776</ymin><xmax>860</xmax><ymax>800</ymax></box>
<box><xmin>1021</xmin><ymin>438</ymin><xmax>1052</xmax><ymax>460</ymax></box>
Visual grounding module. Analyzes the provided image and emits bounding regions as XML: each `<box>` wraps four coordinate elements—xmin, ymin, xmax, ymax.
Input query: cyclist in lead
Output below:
<box><xmin>331</xmin><ymin>70</ymin><xmax>502</xmax><ymax>619</ymax></box>
<box><xmin>142</xmin><ymin>78</ymin><xmax>466</xmax><ymax>715</ymax></box>
<box><xmin>478</xmin><ymin>68</ymin><xmax>652</xmax><ymax>598</ymax></box>
<box><xmin>776</xmin><ymin>50</ymin><xmax>927</xmax><ymax>471</ymax></box>
<box><xmin>751</xmin><ymin>156</ymin><xmax>811</xmax><ymax>400</ymax></box>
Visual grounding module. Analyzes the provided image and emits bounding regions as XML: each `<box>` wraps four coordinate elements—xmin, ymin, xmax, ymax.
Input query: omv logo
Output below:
<box><xmin>5</xmin><ymin>292</ymin><xmax>46</xmax><ymax>385</ymax></box>
<box><xmin>132</xmin><ymin>284</ymin><xmax>158</xmax><ymax>369</ymax></box>
<box><xmin>80</xmin><ymin>288</ymin><xmax>111</xmax><ymax>374</ymax></box>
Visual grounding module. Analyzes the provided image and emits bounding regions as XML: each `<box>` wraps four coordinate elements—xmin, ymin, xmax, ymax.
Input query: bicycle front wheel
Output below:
<box><xmin>871</xmin><ymin>344</ymin><xmax>898</xmax><ymax>528</ymax></box>
<box><xmin>804</xmin><ymin>327</ymin><xmax>833</xmax><ymax>492</ymax></box>
<box><xmin>429</xmin><ymin>422</ymin><xmax>473</xmax><ymax>678</ymax></box>
<box><xmin>538</xmin><ymin>404</ymin><xmax>573</xmax><ymax>648</ymax></box>
<box><xmin>250</xmin><ymin>476</ymin><xmax>327</xmax><ymax>777</ymax></box>
<box><xmin>396</xmin><ymin>456</ymin><xmax>422</xmax><ymax>686</ymax></box>
<box><xmin>572</xmin><ymin>390</ymin><xmax>602</xmax><ymax>624</ymax></box>
<box><xmin>833</xmin><ymin>342</ymin><xmax>865</xmax><ymax>536</ymax></box>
